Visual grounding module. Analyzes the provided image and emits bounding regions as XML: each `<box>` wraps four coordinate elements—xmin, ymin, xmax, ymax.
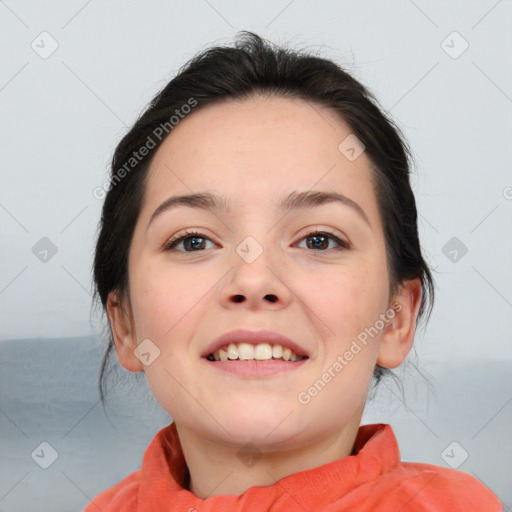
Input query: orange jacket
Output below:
<box><xmin>84</xmin><ymin>422</ymin><xmax>503</xmax><ymax>511</ymax></box>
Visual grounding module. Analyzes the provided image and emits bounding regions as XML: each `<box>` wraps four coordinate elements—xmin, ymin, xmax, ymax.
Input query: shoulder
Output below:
<box><xmin>81</xmin><ymin>423</ymin><xmax>178</xmax><ymax>511</ymax></box>
<box><xmin>375</xmin><ymin>460</ymin><xmax>504</xmax><ymax>512</ymax></box>
<box><xmin>82</xmin><ymin>470</ymin><xmax>140</xmax><ymax>512</ymax></box>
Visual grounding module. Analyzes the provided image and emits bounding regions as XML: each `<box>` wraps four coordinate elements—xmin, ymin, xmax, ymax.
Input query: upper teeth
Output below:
<box><xmin>209</xmin><ymin>343</ymin><xmax>304</xmax><ymax>362</ymax></box>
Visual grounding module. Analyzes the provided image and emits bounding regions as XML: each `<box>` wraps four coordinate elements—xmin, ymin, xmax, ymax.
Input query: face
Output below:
<box><xmin>109</xmin><ymin>95</ymin><xmax>419</xmax><ymax>451</ymax></box>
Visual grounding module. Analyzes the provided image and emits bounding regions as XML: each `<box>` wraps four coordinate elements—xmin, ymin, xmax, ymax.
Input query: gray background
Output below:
<box><xmin>0</xmin><ymin>0</ymin><xmax>511</xmax><ymax>510</ymax></box>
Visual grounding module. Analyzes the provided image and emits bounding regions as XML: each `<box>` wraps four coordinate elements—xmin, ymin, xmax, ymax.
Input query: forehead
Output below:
<box><xmin>143</xmin><ymin>95</ymin><xmax>377</xmax><ymax>219</ymax></box>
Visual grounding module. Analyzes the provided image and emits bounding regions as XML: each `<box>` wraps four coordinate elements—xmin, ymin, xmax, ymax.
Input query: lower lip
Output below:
<box><xmin>203</xmin><ymin>358</ymin><xmax>308</xmax><ymax>377</ymax></box>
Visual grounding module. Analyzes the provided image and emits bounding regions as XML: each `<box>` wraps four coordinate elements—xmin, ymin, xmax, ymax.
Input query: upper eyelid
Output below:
<box><xmin>166</xmin><ymin>228</ymin><xmax>345</xmax><ymax>242</ymax></box>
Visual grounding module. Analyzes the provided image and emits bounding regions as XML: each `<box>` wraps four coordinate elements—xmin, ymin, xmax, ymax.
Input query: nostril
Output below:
<box><xmin>232</xmin><ymin>294</ymin><xmax>277</xmax><ymax>303</ymax></box>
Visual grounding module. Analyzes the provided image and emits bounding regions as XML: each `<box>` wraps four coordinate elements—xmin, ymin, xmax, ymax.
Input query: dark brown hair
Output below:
<box><xmin>93</xmin><ymin>31</ymin><xmax>435</xmax><ymax>405</ymax></box>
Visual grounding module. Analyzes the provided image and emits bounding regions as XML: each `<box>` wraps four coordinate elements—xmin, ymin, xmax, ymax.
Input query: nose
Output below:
<box><xmin>220</xmin><ymin>244</ymin><xmax>293</xmax><ymax>310</ymax></box>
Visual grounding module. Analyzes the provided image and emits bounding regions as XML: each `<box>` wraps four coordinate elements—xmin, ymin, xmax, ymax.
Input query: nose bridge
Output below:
<box><xmin>230</xmin><ymin>208</ymin><xmax>280</xmax><ymax>263</ymax></box>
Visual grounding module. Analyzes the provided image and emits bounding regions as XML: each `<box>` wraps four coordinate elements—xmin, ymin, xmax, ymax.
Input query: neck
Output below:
<box><xmin>174</xmin><ymin>412</ymin><xmax>363</xmax><ymax>498</ymax></box>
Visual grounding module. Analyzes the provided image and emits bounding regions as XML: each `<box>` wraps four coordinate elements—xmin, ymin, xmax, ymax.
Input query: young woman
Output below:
<box><xmin>86</xmin><ymin>32</ymin><xmax>503</xmax><ymax>511</ymax></box>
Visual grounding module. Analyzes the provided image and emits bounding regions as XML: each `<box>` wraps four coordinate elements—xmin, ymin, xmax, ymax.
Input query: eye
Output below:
<box><xmin>163</xmin><ymin>230</ymin><xmax>214</xmax><ymax>252</ymax></box>
<box><xmin>295</xmin><ymin>230</ymin><xmax>350</xmax><ymax>252</ymax></box>
<box><xmin>163</xmin><ymin>229</ymin><xmax>350</xmax><ymax>253</ymax></box>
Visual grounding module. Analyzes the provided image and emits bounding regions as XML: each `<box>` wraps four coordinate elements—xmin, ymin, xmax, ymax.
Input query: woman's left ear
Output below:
<box><xmin>376</xmin><ymin>277</ymin><xmax>423</xmax><ymax>369</ymax></box>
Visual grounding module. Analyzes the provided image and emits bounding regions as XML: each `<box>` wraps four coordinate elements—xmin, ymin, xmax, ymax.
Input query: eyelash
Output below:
<box><xmin>163</xmin><ymin>229</ymin><xmax>350</xmax><ymax>253</ymax></box>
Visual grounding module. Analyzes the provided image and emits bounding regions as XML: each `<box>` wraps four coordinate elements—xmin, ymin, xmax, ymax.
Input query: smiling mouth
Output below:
<box><xmin>206</xmin><ymin>342</ymin><xmax>308</xmax><ymax>362</ymax></box>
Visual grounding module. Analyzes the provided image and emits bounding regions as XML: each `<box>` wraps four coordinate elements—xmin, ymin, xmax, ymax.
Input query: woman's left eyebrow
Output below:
<box><xmin>146</xmin><ymin>190</ymin><xmax>371</xmax><ymax>231</ymax></box>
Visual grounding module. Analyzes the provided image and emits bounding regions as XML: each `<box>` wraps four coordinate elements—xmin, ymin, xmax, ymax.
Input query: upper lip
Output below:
<box><xmin>201</xmin><ymin>329</ymin><xmax>309</xmax><ymax>358</ymax></box>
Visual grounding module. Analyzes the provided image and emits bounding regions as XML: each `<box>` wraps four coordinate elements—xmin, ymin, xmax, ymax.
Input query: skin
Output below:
<box><xmin>107</xmin><ymin>95</ymin><xmax>422</xmax><ymax>498</ymax></box>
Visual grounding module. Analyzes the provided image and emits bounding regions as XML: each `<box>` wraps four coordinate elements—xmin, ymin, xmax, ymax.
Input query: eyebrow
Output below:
<box><xmin>147</xmin><ymin>190</ymin><xmax>371</xmax><ymax>230</ymax></box>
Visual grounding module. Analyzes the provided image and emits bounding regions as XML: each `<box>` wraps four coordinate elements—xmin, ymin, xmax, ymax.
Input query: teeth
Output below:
<box><xmin>272</xmin><ymin>344</ymin><xmax>282</xmax><ymax>358</ymax></box>
<box><xmin>209</xmin><ymin>342</ymin><xmax>305</xmax><ymax>362</ymax></box>
<box><xmin>254</xmin><ymin>343</ymin><xmax>272</xmax><ymax>360</ymax></box>
<box><xmin>227</xmin><ymin>343</ymin><xmax>238</xmax><ymax>360</ymax></box>
<box><xmin>238</xmin><ymin>342</ymin><xmax>254</xmax><ymax>360</ymax></box>
<box><xmin>219</xmin><ymin>347</ymin><xmax>228</xmax><ymax>361</ymax></box>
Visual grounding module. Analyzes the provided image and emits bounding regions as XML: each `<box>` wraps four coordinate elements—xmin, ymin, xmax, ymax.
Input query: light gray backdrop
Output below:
<box><xmin>1</xmin><ymin>1</ymin><xmax>511</xmax><ymax>511</ymax></box>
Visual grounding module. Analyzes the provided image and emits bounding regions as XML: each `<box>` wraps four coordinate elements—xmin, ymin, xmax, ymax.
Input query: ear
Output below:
<box><xmin>106</xmin><ymin>290</ymin><xmax>144</xmax><ymax>372</ymax></box>
<box><xmin>376</xmin><ymin>277</ymin><xmax>422</xmax><ymax>369</ymax></box>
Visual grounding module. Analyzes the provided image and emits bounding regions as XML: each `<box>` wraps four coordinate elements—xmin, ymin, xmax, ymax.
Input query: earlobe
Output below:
<box><xmin>376</xmin><ymin>278</ymin><xmax>422</xmax><ymax>369</ymax></box>
<box><xmin>106</xmin><ymin>290</ymin><xmax>144</xmax><ymax>372</ymax></box>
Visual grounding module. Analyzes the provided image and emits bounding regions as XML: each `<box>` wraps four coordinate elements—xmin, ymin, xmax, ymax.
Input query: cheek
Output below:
<box><xmin>312</xmin><ymin>265</ymin><xmax>378</xmax><ymax>319</ymax></box>
<box><xmin>130</xmin><ymin>260</ymin><xmax>213</xmax><ymax>341</ymax></box>
<box><xmin>306</xmin><ymin>262</ymin><xmax>389</xmax><ymax>350</ymax></box>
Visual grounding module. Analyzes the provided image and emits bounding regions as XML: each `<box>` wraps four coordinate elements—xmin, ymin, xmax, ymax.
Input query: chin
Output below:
<box><xmin>212</xmin><ymin>407</ymin><xmax>306</xmax><ymax>446</ymax></box>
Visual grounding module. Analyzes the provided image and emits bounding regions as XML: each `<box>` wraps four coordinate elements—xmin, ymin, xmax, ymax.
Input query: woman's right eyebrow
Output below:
<box><xmin>146</xmin><ymin>190</ymin><xmax>371</xmax><ymax>231</ymax></box>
